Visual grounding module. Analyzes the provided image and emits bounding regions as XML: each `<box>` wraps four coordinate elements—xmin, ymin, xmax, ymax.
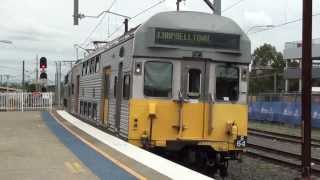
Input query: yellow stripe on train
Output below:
<box><xmin>127</xmin><ymin>99</ymin><xmax>247</xmax><ymax>152</ymax></box>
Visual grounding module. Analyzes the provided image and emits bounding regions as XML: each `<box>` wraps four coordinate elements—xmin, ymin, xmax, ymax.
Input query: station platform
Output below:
<box><xmin>0</xmin><ymin>111</ymin><xmax>212</xmax><ymax>180</ymax></box>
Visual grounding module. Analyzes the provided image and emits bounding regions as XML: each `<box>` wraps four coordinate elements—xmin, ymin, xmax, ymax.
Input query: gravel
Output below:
<box><xmin>214</xmin><ymin>155</ymin><xmax>301</xmax><ymax>180</ymax></box>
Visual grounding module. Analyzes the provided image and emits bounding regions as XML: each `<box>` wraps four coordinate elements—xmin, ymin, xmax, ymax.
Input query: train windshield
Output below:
<box><xmin>215</xmin><ymin>65</ymin><xmax>239</xmax><ymax>101</ymax></box>
<box><xmin>144</xmin><ymin>61</ymin><xmax>173</xmax><ymax>97</ymax></box>
<box><xmin>187</xmin><ymin>69</ymin><xmax>201</xmax><ymax>99</ymax></box>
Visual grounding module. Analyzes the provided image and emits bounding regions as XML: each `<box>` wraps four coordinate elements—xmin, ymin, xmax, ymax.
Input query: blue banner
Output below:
<box><xmin>249</xmin><ymin>101</ymin><xmax>320</xmax><ymax>128</ymax></box>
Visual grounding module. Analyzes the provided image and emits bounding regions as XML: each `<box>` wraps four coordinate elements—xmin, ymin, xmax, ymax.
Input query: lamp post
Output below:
<box><xmin>0</xmin><ymin>40</ymin><xmax>13</xmax><ymax>44</ymax></box>
<box><xmin>246</xmin><ymin>25</ymin><xmax>275</xmax><ymax>34</ymax></box>
<box><xmin>0</xmin><ymin>40</ymin><xmax>14</xmax><ymax>93</ymax></box>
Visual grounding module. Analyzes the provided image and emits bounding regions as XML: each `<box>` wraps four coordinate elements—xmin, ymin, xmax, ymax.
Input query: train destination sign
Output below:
<box><xmin>155</xmin><ymin>28</ymin><xmax>240</xmax><ymax>50</ymax></box>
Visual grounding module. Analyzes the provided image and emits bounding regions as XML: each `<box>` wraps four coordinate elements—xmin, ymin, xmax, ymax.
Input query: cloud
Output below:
<box><xmin>244</xmin><ymin>11</ymin><xmax>273</xmax><ymax>27</ymax></box>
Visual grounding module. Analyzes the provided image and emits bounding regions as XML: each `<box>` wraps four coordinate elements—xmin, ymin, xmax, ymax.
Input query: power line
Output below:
<box><xmin>131</xmin><ymin>0</ymin><xmax>165</xmax><ymax>19</ymax></box>
<box><xmin>109</xmin><ymin>0</ymin><xmax>166</xmax><ymax>39</ymax></box>
<box><xmin>222</xmin><ymin>0</ymin><xmax>245</xmax><ymax>13</ymax></box>
<box><xmin>250</xmin><ymin>12</ymin><xmax>320</xmax><ymax>35</ymax></box>
<box><xmin>81</xmin><ymin>0</ymin><xmax>119</xmax><ymax>47</ymax></box>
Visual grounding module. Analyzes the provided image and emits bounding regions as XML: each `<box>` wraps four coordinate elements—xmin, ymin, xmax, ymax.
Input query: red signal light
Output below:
<box><xmin>40</xmin><ymin>57</ymin><xmax>47</xmax><ymax>69</ymax></box>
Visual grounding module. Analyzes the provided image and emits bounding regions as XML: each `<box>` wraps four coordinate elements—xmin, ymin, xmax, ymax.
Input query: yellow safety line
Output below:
<box><xmin>50</xmin><ymin>112</ymin><xmax>147</xmax><ymax>180</ymax></box>
<box><xmin>64</xmin><ymin>161</ymin><xmax>77</xmax><ymax>174</ymax></box>
<box><xmin>73</xmin><ymin>162</ymin><xmax>85</xmax><ymax>173</ymax></box>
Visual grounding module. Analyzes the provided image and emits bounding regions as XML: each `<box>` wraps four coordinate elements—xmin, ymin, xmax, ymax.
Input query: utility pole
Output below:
<box><xmin>35</xmin><ymin>55</ymin><xmax>39</xmax><ymax>92</ymax></box>
<box><xmin>273</xmin><ymin>73</ymin><xmax>277</xmax><ymax>93</ymax></box>
<box><xmin>301</xmin><ymin>0</ymin><xmax>312</xmax><ymax>178</ymax></box>
<box><xmin>176</xmin><ymin>0</ymin><xmax>182</xmax><ymax>11</ymax></box>
<box><xmin>56</xmin><ymin>61</ymin><xmax>62</xmax><ymax>108</ymax></box>
<box><xmin>6</xmin><ymin>75</ymin><xmax>9</xmax><ymax>94</ymax></box>
<box><xmin>22</xmin><ymin>60</ymin><xmax>25</xmax><ymax>91</ymax></box>
<box><xmin>214</xmin><ymin>0</ymin><xmax>221</xmax><ymax>15</ymax></box>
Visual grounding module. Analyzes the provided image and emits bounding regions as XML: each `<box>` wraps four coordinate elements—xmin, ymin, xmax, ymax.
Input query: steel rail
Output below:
<box><xmin>248</xmin><ymin>128</ymin><xmax>320</xmax><ymax>144</ymax></box>
<box><xmin>248</xmin><ymin>131</ymin><xmax>320</xmax><ymax>148</ymax></box>
<box><xmin>246</xmin><ymin>144</ymin><xmax>320</xmax><ymax>176</ymax></box>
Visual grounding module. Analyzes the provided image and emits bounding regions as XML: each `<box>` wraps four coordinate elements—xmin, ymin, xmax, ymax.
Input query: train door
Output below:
<box><xmin>180</xmin><ymin>60</ymin><xmax>207</xmax><ymax>139</ymax></box>
<box><xmin>115</xmin><ymin>62</ymin><xmax>123</xmax><ymax>134</ymax></box>
<box><xmin>102</xmin><ymin>67</ymin><xmax>111</xmax><ymax>126</ymax></box>
<box><xmin>75</xmin><ymin>75</ymin><xmax>80</xmax><ymax>113</ymax></box>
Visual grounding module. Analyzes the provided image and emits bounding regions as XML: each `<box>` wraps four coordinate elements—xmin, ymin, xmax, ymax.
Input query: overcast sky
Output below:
<box><xmin>0</xmin><ymin>0</ymin><xmax>320</xmax><ymax>84</ymax></box>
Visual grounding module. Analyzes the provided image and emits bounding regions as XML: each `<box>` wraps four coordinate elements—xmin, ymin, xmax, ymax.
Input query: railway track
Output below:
<box><xmin>247</xmin><ymin>128</ymin><xmax>320</xmax><ymax>176</ymax></box>
<box><xmin>248</xmin><ymin>128</ymin><xmax>320</xmax><ymax>148</ymax></box>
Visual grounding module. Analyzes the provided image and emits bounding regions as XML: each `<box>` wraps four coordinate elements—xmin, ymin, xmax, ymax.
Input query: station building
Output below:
<box><xmin>283</xmin><ymin>39</ymin><xmax>320</xmax><ymax>92</ymax></box>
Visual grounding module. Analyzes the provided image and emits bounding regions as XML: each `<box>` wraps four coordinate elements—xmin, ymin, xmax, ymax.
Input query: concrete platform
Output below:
<box><xmin>0</xmin><ymin>112</ymin><xmax>98</xmax><ymax>180</ymax></box>
<box><xmin>0</xmin><ymin>111</ymin><xmax>136</xmax><ymax>180</ymax></box>
<box><xmin>54</xmin><ymin>110</ymin><xmax>212</xmax><ymax>180</ymax></box>
<box><xmin>0</xmin><ymin>110</ymin><xmax>212</xmax><ymax>180</ymax></box>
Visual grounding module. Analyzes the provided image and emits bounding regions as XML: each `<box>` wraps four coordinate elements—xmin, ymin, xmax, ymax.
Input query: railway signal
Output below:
<box><xmin>40</xmin><ymin>57</ymin><xmax>47</xmax><ymax>69</ymax></box>
<box><xmin>40</xmin><ymin>72</ymin><xmax>47</xmax><ymax>80</ymax></box>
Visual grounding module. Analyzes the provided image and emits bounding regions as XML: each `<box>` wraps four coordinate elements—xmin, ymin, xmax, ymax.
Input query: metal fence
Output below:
<box><xmin>0</xmin><ymin>92</ymin><xmax>53</xmax><ymax>111</ymax></box>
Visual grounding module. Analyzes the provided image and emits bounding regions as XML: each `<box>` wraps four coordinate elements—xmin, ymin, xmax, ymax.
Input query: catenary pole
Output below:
<box><xmin>301</xmin><ymin>0</ymin><xmax>312</xmax><ymax>178</ymax></box>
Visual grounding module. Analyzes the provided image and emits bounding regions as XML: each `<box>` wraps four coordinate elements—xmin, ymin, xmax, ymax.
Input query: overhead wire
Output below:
<box><xmin>81</xmin><ymin>0</ymin><xmax>119</xmax><ymax>47</ymax></box>
<box><xmin>222</xmin><ymin>0</ymin><xmax>246</xmax><ymax>13</ymax></box>
<box><xmin>249</xmin><ymin>12</ymin><xmax>320</xmax><ymax>35</ymax></box>
<box><xmin>108</xmin><ymin>0</ymin><xmax>166</xmax><ymax>39</ymax></box>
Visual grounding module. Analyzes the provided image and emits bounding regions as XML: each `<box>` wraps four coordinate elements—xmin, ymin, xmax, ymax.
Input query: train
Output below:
<box><xmin>63</xmin><ymin>11</ymin><xmax>251</xmax><ymax>176</ymax></box>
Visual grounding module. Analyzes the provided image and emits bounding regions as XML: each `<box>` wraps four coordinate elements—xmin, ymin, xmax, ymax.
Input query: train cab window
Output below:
<box><xmin>144</xmin><ymin>61</ymin><xmax>173</xmax><ymax>97</ymax></box>
<box><xmin>123</xmin><ymin>74</ymin><xmax>130</xmax><ymax>100</ymax></box>
<box><xmin>187</xmin><ymin>69</ymin><xmax>201</xmax><ymax>99</ymax></box>
<box><xmin>216</xmin><ymin>65</ymin><xmax>239</xmax><ymax>101</ymax></box>
<box><xmin>96</xmin><ymin>56</ymin><xmax>100</xmax><ymax>73</ymax></box>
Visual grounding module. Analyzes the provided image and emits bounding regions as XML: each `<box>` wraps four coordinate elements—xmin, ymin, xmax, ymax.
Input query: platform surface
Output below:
<box><xmin>0</xmin><ymin>111</ymin><xmax>135</xmax><ymax>180</ymax></box>
<box><xmin>55</xmin><ymin>110</ymin><xmax>213</xmax><ymax>180</ymax></box>
<box><xmin>0</xmin><ymin>112</ymin><xmax>98</xmax><ymax>180</ymax></box>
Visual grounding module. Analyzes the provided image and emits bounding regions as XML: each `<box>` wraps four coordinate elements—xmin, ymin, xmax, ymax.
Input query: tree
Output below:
<box><xmin>250</xmin><ymin>44</ymin><xmax>286</xmax><ymax>94</ymax></box>
<box><xmin>252</xmin><ymin>43</ymin><xmax>285</xmax><ymax>73</ymax></box>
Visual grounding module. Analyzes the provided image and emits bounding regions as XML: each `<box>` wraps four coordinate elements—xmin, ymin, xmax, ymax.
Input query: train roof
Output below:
<box><xmin>136</xmin><ymin>11</ymin><xmax>248</xmax><ymax>39</ymax></box>
<box><xmin>83</xmin><ymin>11</ymin><xmax>251</xmax><ymax>64</ymax></box>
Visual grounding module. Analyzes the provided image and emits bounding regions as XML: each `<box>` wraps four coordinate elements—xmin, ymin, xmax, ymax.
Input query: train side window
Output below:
<box><xmin>104</xmin><ymin>72</ymin><xmax>110</xmax><ymax>98</ymax></box>
<box><xmin>90</xmin><ymin>59</ymin><xmax>94</xmax><ymax>74</ymax></box>
<box><xmin>86</xmin><ymin>61</ymin><xmax>90</xmax><ymax>75</ymax></box>
<box><xmin>84</xmin><ymin>102</ymin><xmax>87</xmax><ymax>116</ymax></box>
<box><xmin>96</xmin><ymin>56</ymin><xmax>100</xmax><ymax>73</ymax></box>
<box><xmin>216</xmin><ymin>65</ymin><xmax>239</xmax><ymax>101</ymax></box>
<box><xmin>72</xmin><ymin>84</ymin><xmax>74</xmax><ymax>95</ymax></box>
<box><xmin>144</xmin><ymin>61</ymin><xmax>173</xmax><ymax>97</ymax></box>
<box><xmin>187</xmin><ymin>69</ymin><xmax>201</xmax><ymax>99</ymax></box>
<box><xmin>88</xmin><ymin>102</ymin><xmax>92</xmax><ymax>118</ymax></box>
<box><xmin>82</xmin><ymin>63</ymin><xmax>85</xmax><ymax>76</ymax></box>
<box><xmin>92</xmin><ymin>103</ymin><xmax>97</xmax><ymax>120</ymax></box>
<box><xmin>123</xmin><ymin>74</ymin><xmax>130</xmax><ymax>100</ymax></box>
<box><xmin>80</xmin><ymin>101</ymin><xmax>83</xmax><ymax>115</ymax></box>
<box><xmin>114</xmin><ymin>76</ymin><xmax>117</xmax><ymax>98</ymax></box>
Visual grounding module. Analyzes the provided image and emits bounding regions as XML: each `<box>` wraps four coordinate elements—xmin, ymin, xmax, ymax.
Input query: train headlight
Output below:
<box><xmin>135</xmin><ymin>62</ymin><xmax>142</xmax><ymax>75</ymax></box>
<box><xmin>241</xmin><ymin>68</ymin><xmax>248</xmax><ymax>81</ymax></box>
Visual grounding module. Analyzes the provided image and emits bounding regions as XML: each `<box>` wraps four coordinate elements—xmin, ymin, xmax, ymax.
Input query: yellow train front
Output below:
<box><xmin>66</xmin><ymin>11</ymin><xmax>250</xmax><ymax>177</ymax></box>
